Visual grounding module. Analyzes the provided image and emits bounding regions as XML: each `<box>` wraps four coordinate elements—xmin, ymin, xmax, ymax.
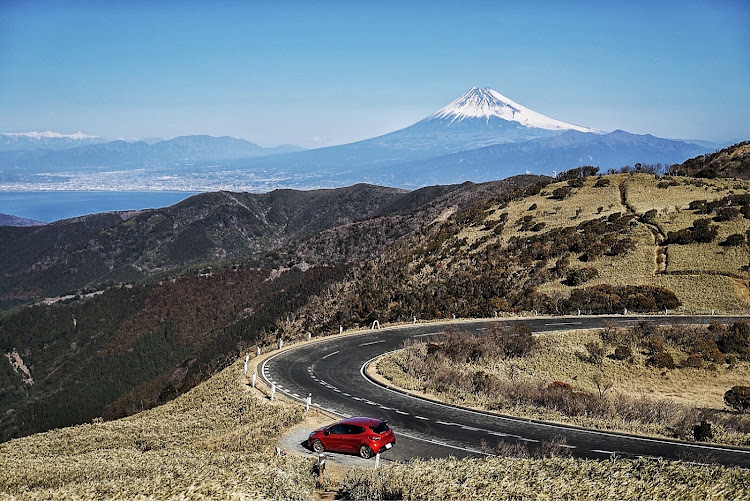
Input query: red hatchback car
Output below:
<box><xmin>308</xmin><ymin>417</ymin><xmax>396</xmax><ymax>459</ymax></box>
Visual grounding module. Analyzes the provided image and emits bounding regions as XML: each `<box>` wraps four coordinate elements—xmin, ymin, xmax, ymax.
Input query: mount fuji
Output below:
<box><xmin>0</xmin><ymin>87</ymin><xmax>717</xmax><ymax>190</ymax></box>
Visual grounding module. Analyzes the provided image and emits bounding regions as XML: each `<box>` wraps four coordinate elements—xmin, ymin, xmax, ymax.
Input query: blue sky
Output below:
<box><xmin>1</xmin><ymin>0</ymin><xmax>748</xmax><ymax>147</ymax></box>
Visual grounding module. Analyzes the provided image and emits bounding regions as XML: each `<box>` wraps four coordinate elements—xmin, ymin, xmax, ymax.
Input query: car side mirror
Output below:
<box><xmin>324</xmin><ymin>429</ymin><xmax>331</xmax><ymax>436</ymax></box>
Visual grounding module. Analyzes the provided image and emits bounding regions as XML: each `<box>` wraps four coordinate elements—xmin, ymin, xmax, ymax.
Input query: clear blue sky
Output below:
<box><xmin>1</xmin><ymin>0</ymin><xmax>748</xmax><ymax>147</ymax></box>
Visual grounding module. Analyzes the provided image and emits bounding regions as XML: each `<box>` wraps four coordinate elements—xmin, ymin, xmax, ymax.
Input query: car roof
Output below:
<box><xmin>338</xmin><ymin>416</ymin><xmax>383</xmax><ymax>426</ymax></box>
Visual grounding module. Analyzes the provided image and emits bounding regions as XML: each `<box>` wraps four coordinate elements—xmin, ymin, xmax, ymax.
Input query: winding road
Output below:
<box><xmin>262</xmin><ymin>316</ymin><xmax>750</xmax><ymax>467</ymax></box>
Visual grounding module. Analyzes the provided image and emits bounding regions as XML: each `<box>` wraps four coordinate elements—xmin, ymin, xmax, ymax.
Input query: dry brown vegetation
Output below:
<box><xmin>340</xmin><ymin>456</ymin><xmax>750</xmax><ymax>500</ymax></box>
<box><xmin>0</xmin><ymin>357</ymin><xmax>316</xmax><ymax>500</ymax></box>
<box><xmin>377</xmin><ymin>322</ymin><xmax>750</xmax><ymax>446</ymax></box>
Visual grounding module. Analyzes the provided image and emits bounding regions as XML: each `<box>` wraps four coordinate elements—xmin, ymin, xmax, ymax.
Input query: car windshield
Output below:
<box><xmin>369</xmin><ymin>422</ymin><xmax>389</xmax><ymax>434</ymax></box>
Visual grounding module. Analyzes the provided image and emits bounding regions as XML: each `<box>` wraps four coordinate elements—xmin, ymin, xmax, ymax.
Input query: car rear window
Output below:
<box><xmin>369</xmin><ymin>422</ymin><xmax>389</xmax><ymax>434</ymax></box>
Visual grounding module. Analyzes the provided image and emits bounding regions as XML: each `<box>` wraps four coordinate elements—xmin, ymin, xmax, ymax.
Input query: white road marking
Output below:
<box><xmin>544</xmin><ymin>322</ymin><xmax>582</xmax><ymax>326</ymax></box>
<box><xmin>592</xmin><ymin>449</ymin><xmax>617</xmax><ymax>455</ymax></box>
<box><xmin>322</xmin><ymin>351</ymin><xmax>339</xmax><ymax>359</ymax></box>
<box><xmin>437</xmin><ymin>421</ymin><xmax>459</xmax><ymax>426</ymax></box>
<box><xmin>360</xmin><ymin>340</ymin><xmax>387</xmax><ymax>346</ymax></box>
<box><xmin>518</xmin><ymin>438</ymin><xmax>540</xmax><ymax>443</ymax></box>
<box><xmin>414</xmin><ymin>415</ymin><xmax>429</xmax><ymax>420</ymax></box>
<box><xmin>396</xmin><ymin>410</ymin><xmax>409</xmax><ymax>415</ymax></box>
<box><xmin>412</xmin><ymin>331</ymin><xmax>442</xmax><ymax>338</ymax></box>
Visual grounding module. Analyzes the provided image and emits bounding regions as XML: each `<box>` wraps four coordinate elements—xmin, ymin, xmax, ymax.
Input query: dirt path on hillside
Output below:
<box><xmin>618</xmin><ymin>179</ymin><xmax>668</xmax><ymax>275</ymax></box>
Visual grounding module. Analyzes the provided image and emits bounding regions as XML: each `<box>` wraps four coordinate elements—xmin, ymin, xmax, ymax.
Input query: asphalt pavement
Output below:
<box><xmin>262</xmin><ymin>315</ymin><xmax>750</xmax><ymax>467</ymax></box>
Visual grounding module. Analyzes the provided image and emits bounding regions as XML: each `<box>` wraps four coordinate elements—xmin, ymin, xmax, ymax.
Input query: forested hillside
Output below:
<box><xmin>0</xmin><ymin>176</ymin><xmax>541</xmax><ymax>440</ymax></box>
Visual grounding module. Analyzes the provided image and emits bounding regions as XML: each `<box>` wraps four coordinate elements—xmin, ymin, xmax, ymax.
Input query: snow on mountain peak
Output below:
<box><xmin>428</xmin><ymin>87</ymin><xmax>598</xmax><ymax>133</ymax></box>
<box><xmin>2</xmin><ymin>131</ymin><xmax>100</xmax><ymax>140</ymax></box>
<box><xmin>0</xmin><ymin>131</ymin><xmax>100</xmax><ymax>140</ymax></box>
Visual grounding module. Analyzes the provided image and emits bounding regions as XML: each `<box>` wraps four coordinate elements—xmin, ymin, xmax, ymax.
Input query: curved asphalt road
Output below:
<box><xmin>262</xmin><ymin>316</ymin><xmax>750</xmax><ymax>467</ymax></box>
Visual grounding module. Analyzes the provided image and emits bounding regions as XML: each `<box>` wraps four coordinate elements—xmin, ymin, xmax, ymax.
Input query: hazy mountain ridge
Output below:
<box><xmin>0</xmin><ymin>213</ymin><xmax>45</xmax><ymax>227</ymax></box>
<box><xmin>0</xmin><ymin>131</ymin><xmax>107</xmax><ymax>152</ymax></box>
<box><xmin>0</xmin><ymin>88</ymin><xmax>718</xmax><ymax>191</ymax></box>
<box><xmin>379</xmin><ymin>130</ymin><xmax>711</xmax><ymax>187</ymax></box>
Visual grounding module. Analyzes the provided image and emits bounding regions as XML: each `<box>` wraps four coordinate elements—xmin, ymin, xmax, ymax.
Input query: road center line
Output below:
<box><xmin>321</xmin><ymin>351</ymin><xmax>339</xmax><ymax>359</ymax></box>
<box><xmin>360</xmin><ymin>340</ymin><xmax>387</xmax><ymax>346</ymax></box>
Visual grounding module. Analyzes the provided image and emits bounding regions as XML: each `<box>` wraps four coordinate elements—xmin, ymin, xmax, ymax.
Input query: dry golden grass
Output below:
<box><xmin>623</xmin><ymin>175</ymin><xmax>745</xmax><ymax>215</ymax></box>
<box><xmin>480</xmin><ymin>173</ymin><xmax>750</xmax><ymax>313</ymax></box>
<box><xmin>340</xmin><ymin>456</ymin><xmax>750</xmax><ymax>500</ymax></box>
<box><xmin>377</xmin><ymin>328</ymin><xmax>750</xmax><ymax>446</ymax></box>
<box><xmin>0</xmin><ymin>358</ymin><xmax>316</xmax><ymax>500</ymax></box>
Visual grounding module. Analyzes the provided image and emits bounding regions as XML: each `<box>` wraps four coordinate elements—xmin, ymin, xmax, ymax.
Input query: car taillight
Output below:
<box><xmin>369</xmin><ymin>436</ymin><xmax>380</xmax><ymax>441</ymax></box>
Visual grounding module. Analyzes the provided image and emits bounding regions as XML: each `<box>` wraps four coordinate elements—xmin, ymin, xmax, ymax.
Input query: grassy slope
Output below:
<box><xmin>341</xmin><ymin>456</ymin><xmax>750</xmax><ymax>500</ymax></box>
<box><xmin>0</xmin><ymin>357</ymin><xmax>315</xmax><ymax>500</ymax></box>
<box><xmin>487</xmin><ymin>173</ymin><xmax>750</xmax><ymax>313</ymax></box>
<box><xmin>377</xmin><ymin>328</ymin><xmax>750</xmax><ymax>445</ymax></box>
<box><xmin>2</xmin><ymin>344</ymin><xmax>748</xmax><ymax>500</ymax></box>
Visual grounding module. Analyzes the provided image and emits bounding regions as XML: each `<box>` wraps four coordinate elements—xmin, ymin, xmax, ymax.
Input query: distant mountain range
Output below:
<box><xmin>0</xmin><ymin>131</ymin><xmax>107</xmax><ymax>151</ymax></box>
<box><xmin>0</xmin><ymin>88</ymin><xmax>736</xmax><ymax>192</ymax></box>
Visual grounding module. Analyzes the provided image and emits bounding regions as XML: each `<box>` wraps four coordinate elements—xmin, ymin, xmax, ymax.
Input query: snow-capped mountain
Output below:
<box><xmin>428</xmin><ymin>87</ymin><xmax>598</xmax><ymax>132</ymax></box>
<box><xmin>0</xmin><ymin>131</ymin><xmax>107</xmax><ymax>151</ymax></box>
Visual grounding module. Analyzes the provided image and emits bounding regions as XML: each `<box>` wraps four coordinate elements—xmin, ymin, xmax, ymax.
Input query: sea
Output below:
<box><xmin>0</xmin><ymin>191</ymin><xmax>200</xmax><ymax>223</ymax></box>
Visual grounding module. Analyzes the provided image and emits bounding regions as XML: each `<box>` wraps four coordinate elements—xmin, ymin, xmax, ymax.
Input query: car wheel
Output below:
<box><xmin>359</xmin><ymin>445</ymin><xmax>373</xmax><ymax>459</ymax></box>
<box><xmin>311</xmin><ymin>439</ymin><xmax>325</xmax><ymax>453</ymax></box>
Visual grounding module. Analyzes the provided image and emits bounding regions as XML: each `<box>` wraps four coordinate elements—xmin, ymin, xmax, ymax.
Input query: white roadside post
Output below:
<box><xmin>577</xmin><ymin>308</ymin><xmax>581</xmax><ymax>316</ymax></box>
<box><xmin>712</xmin><ymin>309</ymin><xmax>715</xmax><ymax>315</ymax></box>
<box><xmin>413</xmin><ymin>316</ymin><xmax>417</xmax><ymax>324</ymax></box>
<box><xmin>251</xmin><ymin>372</ymin><xmax>257</xmax><ymax>388</ymax></box>
<box><xmin>256</xmin><ymin>346</ymin><xmax>261</xmax><ymax>357</ymax></box>
<box><xmin>375</xmin><ymin>453</ymin><xmax>381</xmax><ymax>468</ymax></box>
<box><xmin>243</xmin><ymin>353</ymin><xmax>249</xmax><ymax>376</ymax></box>
<box><xmin>270</xmin><ymin>383</ymin><xmax>276</xmax><ymax>401</ymax></box>
<box><xmin>307</xmin><ymin>332</ymin><xmax>312</xmax><ymax>341</ymax></box>
<box><xmin>339</xmin><ymin>325</ymin><xmax>343</xmax><ymax>334</ymax></box>
<box><xmin>306</xmin><ymin>393</ymin><xmax>312</xmax><ymax>412</ymax></box>
<box><xmin>624</xmin><ymin>308</ymin><xmax>628</xmax><ymax>315</ymax></box>
<box><xmin>278</xmin><ymin>339</ymin><xmax>284</xmax><ymax>350</ymax></box>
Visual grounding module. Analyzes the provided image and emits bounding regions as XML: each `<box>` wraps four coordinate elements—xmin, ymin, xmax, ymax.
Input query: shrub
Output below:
<box><xmin>647</xmin><ymin>350</ymin><xmax>676</xmax><ymax>369</ymax></box>
<box><xmin>680</xmin><ymin>353</ymin><xmax>704</xmax><ymax>369</ymax></box>
<box><xmin>528</xmin><ymin>203</ymin><xmax>537</xmax><ymax>211</ymax></box>
<box><xmin>550</xmin><ymin>186</ymin><xmax>573</xmax><ymax>200</ymax></box>
<box><xmin>593</xmin><ymin>177</ymin><xmax>611</xmax><ymax>188</ymax></box>
<box><xmin>563</xmin><ymin>267</ymin><xmax>599</xmax><ymax>286</ymax></box>
<box><xmin>584</xmin><ymin>341</ymin><xmax>606</xmax><ymax>365</ymax></box>
<box><xmin>611</xmin><ymin>345</ymin><xmax>632</xmax><ymax>361</ymax></box>
<box><xmin>721</xmin><ymin>233</ymin><xmax>746</xmax><ymax>246</ymax></box>
<box><xmin>724</xmin><ymin>386</ymin><xmax>750</xmax><ymax>413</ymax></box>
<box><xmin>714</xmin><ymin>207</ymin><xmax>741</xmax><ymax>222</ymax></box>
<box><xmin>717</xmin><ymin>321</ymin><xmax>750</xmax><ymax>358</ymax></box>
<box><xmin>693</xmin><ymin>419</ymin><xmax>714</xmax><ymax>441</ymax></box>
